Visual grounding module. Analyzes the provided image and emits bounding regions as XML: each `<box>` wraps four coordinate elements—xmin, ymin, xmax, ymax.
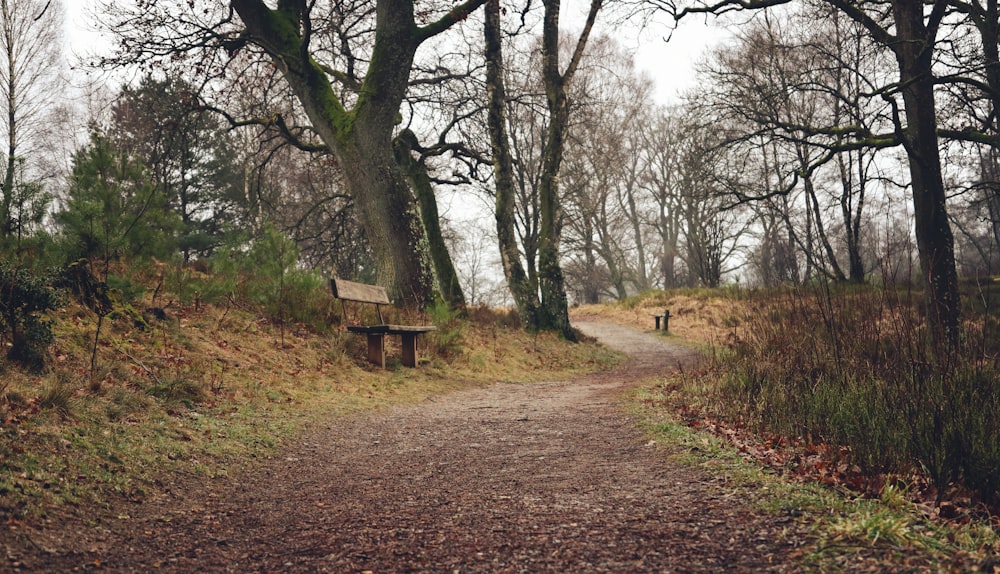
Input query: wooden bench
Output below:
<box><xmin>330</xmin><ymin>277</ymin><xmax>436</xmax><ymax>368</ymax></box>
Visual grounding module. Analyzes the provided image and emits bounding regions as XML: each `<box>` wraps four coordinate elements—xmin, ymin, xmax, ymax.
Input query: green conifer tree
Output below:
<box><xmin>55</xmin><ymin>130</ymin><xmax>180</xmax><ymax>270</ymax></box>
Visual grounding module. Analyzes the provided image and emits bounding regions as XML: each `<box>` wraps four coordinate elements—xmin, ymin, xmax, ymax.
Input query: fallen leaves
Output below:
<box><xmin>677</xmin><ymin>404</ymin><xmax>1000</xmax><ymax>531</ymax></box>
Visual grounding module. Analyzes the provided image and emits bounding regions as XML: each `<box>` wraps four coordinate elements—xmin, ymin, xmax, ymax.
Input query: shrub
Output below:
<box><xmin>426</xmin><ymin>300</ymin><xmax>465</xmax><ymax>359</ymax></box>
<box><xmin>106</xmin><ymin>273</ymin><xmax>146</xmax><ymax>305</ymax></box>
<box><xmin>0</xmin><ymin>262</ymin><xmax>61</xmax><ymax>372</ymax></box>
<box><xmin>56</xmin><ymin>259</ymin><xmax>113</xmax><ymax>315</ymax></box>
<box><xmin>202</xmin><ymin>225</ymin><xmax>334</xmax><ymax>332</ymax></box>
<box><xmin>718</xmin><ymin>284</ymin><xmax>1000</xmax><ymax>505</ymax></box>
<box><xmin>279</xmin><ymin>271</ymin><xmax>335</xmax><ymax>331</ymax></box>
<box><xmin>467</xmin><ymin>304</ymin><xmax>521</xmax><ymax>329</ymax></box>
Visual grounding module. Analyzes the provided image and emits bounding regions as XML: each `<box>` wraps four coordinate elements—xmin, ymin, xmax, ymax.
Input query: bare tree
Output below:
<box><xmin>448</xmin><ymin>218</ymin><xmax>508</xmax><ymax>307</ymax></box>
<box><xmin>533</xmin><ymin>0</ymin><xmax>603</xmax><ymax>338</ymax></box>
<box><xmin>486</xmin><ymin>0</ymin><xmax>602</xmax><ymax>337</ymax></box>
<box><xmin>646</xmin><ymin>0</ymin><xmax>962</xmax><ymax>348</ymax></box>
<box><xmin>676</xmin><ymin>112</ymin><xmax>749</xmax><ymax>287</ymax></box>
<box><xmin>698</xmin><ymin>7</ymin><xmax>890</xmax><ymax>284</ymax></box>
<box><xmin>640</xmin><ymin>107</ymin><xmax>686</xmax><ymax>288</ymax></box>
<box><xmin>561</xmin><ymin>35</ymin><xmax>658</xmax><ymax>300</ymax></box>
<box><xmin>485</xmin><ymin>0</ymin><xmax>540</xmax><ymax>327</ymax></box>
<box><xmin>0</xmin><ymin>0</ymin><xmax>63</xmax><ymax>243</ymax></box>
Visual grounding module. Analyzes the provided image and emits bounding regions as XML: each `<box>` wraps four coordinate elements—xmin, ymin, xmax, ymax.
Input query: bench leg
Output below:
<box><xmin>366</xmin><ymin>333</ymin><xmax>386</xmax><ymax>368</ymax></box>
<box><xmin>400</xmin><ymin>333</ymin><xmax>419</xmax><ymax>367</ymax></box>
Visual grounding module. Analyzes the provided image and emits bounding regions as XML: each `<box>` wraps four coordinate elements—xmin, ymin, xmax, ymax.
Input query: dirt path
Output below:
<box><xmin>11</xmin><ymin>322</ymin><xmax>806</xmax><ymax>573</ymax></box>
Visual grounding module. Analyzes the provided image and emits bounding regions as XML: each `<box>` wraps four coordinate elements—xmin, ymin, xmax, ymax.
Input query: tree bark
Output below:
<box><xmin>626</xmin><ymin>198</ymin><xmax>650</xmax><ymax>292</ymax></box>
<box><xmin>890</xmin><ymin>0</ymin><xmax>961</xmax><ymax>348</ymax></box>
<box><xmin>802</xmin><ymin>163</ymin><xmax>847</xmax><ymax>282</ymax></box>
<box><xmin>393</xmin><ymin>129</ymin><xmax>466</xmax><ymax>309</ymax></box>
<box><xmin>537</xmin><ymin>0</ymin><xmax>570</xmax><ymax>337</ymax></box>
<box><xmin>582</xmin><ymin>229</ymin><xmax>601</xmax><ymax>304</ymax></box>
<box><xmin>535</xmin><ymin>0</ymin><xmax>602</xmax><ymax>340</ymax></box>
<box><xmin>595</xmin><ymin>209</ymin><xmax>627</xmax><ymax>300</ymax></box>
<box><xmin>842</xmin><ymin>150</ymin><xmax>867</xmax><ymax>283</ymax></box>
<box><xmin>484</xmin><ymin>0</ymin><xmax>541</xmax><ymax>328</ymax></box>
<box><xmin>2</xmin><ymin>7</ymin><xmax>13</xmax><ymax>238</ymax></box>
<box><xmin>2</xmin><ymin>0</ymin><xmax>20</xmax><ymax>237</ymax></box>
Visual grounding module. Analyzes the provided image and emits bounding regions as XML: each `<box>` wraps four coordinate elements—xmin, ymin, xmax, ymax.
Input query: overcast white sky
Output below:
<box><xmin>631</xmin><ymin>21</ymin><xmax>728</xmax><ymax>103</ymax></box>
<box><xmin>556</xmin><ymin>0</ymin><xmax>732</xmax><ymax>103</ymax></box>
<box><xmin>63</xmin><ymin>1</ymin><xmax>104</xmax><ymax>56</ymax></box>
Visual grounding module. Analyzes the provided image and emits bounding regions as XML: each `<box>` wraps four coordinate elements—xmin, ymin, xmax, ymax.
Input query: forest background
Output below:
<box><xmin>14</xmin><ymin>1</ymin><xmax>997</xmax><ymax>311</ymax></box>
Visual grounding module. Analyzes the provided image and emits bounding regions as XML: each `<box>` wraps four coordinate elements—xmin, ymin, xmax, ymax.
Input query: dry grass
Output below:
<box><xmin>0</xmin><ymin>297</ymin><xmax>620</xmax><ymax>518</ymax></box>
<box><xmin>571</xmin><ymin>288</ymin><xmax>746</xmax><ymax>348</ymax></box>
<box><xmin>619</xmin><ymin>286</ymin><xmax>1000</xmax><ymax>571</ymax></box>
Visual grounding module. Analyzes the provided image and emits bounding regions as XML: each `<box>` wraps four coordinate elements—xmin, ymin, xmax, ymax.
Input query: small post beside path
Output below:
<box><xmin>652</xmin><ymin>309</ymin><xmax>671</xmax><ymax>332</ymax></box>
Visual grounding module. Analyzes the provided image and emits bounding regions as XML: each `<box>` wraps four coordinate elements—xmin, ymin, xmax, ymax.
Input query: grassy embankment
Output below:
<box><xmin>1</xmin><ymin>284</ymin><xmax>619</xmax><ymax>520</ymax></box>
<box><xmin>581</xmin><ymin>285</ymin><xmax>1000</xmax><ymax>570</ymax></box>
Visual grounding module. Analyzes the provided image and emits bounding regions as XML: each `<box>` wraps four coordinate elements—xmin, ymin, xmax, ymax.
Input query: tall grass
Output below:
<box><xmin>719</xmin><ymin>282</ymin><xmax>1000</xmax><ymax>506</ymax></box>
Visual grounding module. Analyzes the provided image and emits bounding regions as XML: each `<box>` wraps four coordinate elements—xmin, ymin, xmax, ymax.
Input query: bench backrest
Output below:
<box><xmin>330</xmin><ymin>277</ymin><xmax>391</xmax><ymax>305</ymax></box>
<box><xmin>331</xmin><ymin>277</ymin><xmax>389</xmax><ymax>324</ymax></box>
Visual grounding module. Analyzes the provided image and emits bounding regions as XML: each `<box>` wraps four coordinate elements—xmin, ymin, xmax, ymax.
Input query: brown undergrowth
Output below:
<box><xmin>573</xmin><ymin>288</ymin><xmax>744</xmax><ymax>348</ymax></box>
<box><xmin>583</xmin><ymin>287</ymin><xmax>1000</xmax><ymax>570</ymax></box>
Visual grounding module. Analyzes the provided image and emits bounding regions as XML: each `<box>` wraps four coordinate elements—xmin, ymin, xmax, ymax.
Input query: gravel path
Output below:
<box><xmin>9</xmin><ymin>321</ymin><xmax>804</xmax><ymax>573</ymax></box>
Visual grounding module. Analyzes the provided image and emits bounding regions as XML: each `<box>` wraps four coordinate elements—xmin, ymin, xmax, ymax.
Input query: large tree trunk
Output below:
<box><xmin>534</xmin><ymin>0</ymin><xmax>602</xmax><ymax>341</ymax></box>
<box><xmin>485</xmin><ymin>0</ymin><xmax>599</xmax><ymax>337</ymax></box>
<box><xmin>484</xmin><ymin>0</ymin><xmax>541</xmax><ymax>327</ymax></box>
<box><xmin>536</xmin><ymin>7</ymin><xmax>572</xmax><ymax>339</ymax></box>
<box><xmin>892</xmin><ymin>0</ymin><xmax>961</xmax><ymax>349</ymax></box>
<box><xmin>536</xmin><ymin>102</ymin><xmax>573</xmax><ymax>338</ymax></box>
<box><xmin>393</xmin><ymin>130</ymin><xmax>466</xmax><ymax>309</ymax></box>
<box><xmin>337</xmin><ymin>140</ymin><xmax>433</xmax><ymax>305</ymax></box>
<box><xmin>232</xmin><ymin>0</ymin><xmax>486</xmax><ymax>307</ymax></box>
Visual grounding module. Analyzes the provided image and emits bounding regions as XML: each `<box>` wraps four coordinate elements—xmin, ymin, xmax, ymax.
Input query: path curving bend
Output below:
<box><xmin>16</xmin><ymin>321</ymin><xmax>802</xmax><ymax>573</ymax></box>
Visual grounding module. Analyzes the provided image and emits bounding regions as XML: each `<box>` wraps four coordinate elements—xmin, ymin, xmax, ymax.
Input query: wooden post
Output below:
<box><xmin>366</xmin><ymin>333</ymin><xmax>386</xmax><ymax>368</ymax></box>
<box><xmin>400</xmin><ymin>332</ymin><xmax>419</xmax><ymax>367</ymax></box>
<box><xmin>663</xmin><ymin>309</ymin><xmax>671</xmax><ymax>333</ymax></box>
